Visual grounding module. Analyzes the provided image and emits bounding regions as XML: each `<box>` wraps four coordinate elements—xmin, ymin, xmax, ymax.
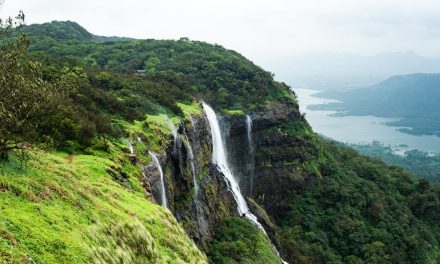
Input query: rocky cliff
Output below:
<box><xmin>140</xmin><ymin>97</ymin><xmax>310</xmax><ymax>261</ymax></box>
<box><xmin>143</xmin><ymin>112</ymin><xmax>238</xmax><ymax>244</ymax></box>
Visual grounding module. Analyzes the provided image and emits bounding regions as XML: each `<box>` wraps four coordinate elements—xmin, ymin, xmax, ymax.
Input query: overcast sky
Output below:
<box><xmin>2</xmin><ymin>0</ymin><xmax>440</xmax><ymax>62</ymax></box>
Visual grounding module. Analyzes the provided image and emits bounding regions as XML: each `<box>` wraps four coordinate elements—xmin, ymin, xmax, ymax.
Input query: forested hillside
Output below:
<box><xmin>1</xmin><ymin>19</ymin><xmax>440</xmax><ymax>264</ymax></box>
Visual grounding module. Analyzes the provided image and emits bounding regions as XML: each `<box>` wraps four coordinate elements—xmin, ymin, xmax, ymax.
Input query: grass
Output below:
<box><xmin>222</xmin><ymin>109</ymin><xmax>245</xmax><ymax>116</ymax></box>
<box><xmin>206</xmin><ymin>217</ymin><xmax>280</xmax><ymax>264</ymax></box>
<box><xmin>0</xmin><ymin>142</ymin><xmax>207</xmax><ymax>264</ymax></box>
<box><xmin>177</xmin><ymin>101</ymin><xmax>203</xmax><ymax>117</ymax></box>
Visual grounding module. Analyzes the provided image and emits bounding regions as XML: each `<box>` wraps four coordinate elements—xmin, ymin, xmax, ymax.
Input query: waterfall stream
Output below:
<box><xmin>203</xmin><ymin>103</ymin><xmax>288</xmax><ymax>264</ymax></box>
<box><xmin>166</xmin><ymin>116</ymin><xmax>178</xmax><ymax>151</ymax></box>
<box><xmin>246</xmin><ymin>115</ymin><xmax>255</xmax><ymax>197</ymax></box>
<box><xmin>149</xmin><ymin>151</ymin><xmax>168</xmax><ymax>208</ymax></box>
<box><xmin>183</xmin><ymin>129</ymin><xmax>199</xmax><ymax>195</ymax></box>
<box><xmin>128</xmin><ymin>140</ymin><xmax>134</xmax><ymax>154</ymax></box>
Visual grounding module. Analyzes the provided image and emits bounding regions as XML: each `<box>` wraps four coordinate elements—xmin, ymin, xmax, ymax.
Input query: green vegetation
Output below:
<box><xmin>206</xmin><ymin>217</ymin><xmax>279</xmax><ymax>264</ymax></box>
<box><xmin>349</xmin><ymin>141</ymin><xmax>440</xmax><ymax>182</ymax></box>
<box><xmin>1</xmin><ymin>20</ymin><xmax>295</xmax><ymax>113</ymax></box>
<box><xmin>0</xmin><ymin>146</ymin><xmax>206</xmax><ymax>263</ymax></box>
<box><xmin>276</xmin><ymin>136</ymin><xmax>440</xmax><ymax>263</ymax></box>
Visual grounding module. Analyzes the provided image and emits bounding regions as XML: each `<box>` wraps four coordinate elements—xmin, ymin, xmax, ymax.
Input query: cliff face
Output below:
<box><xmin>223</xmin><ymin>99</ymin><xmax>318</xmax><ymax>219</ymax></box>
<box><xmin>142</xmin><ymin>98</ymin><xmax>313</xmax><ymax>255</ymax></box>
<box><xmin>143</xmin><ymin>112</ymin><xmax>239</xmax><ymax>243</ymax></box>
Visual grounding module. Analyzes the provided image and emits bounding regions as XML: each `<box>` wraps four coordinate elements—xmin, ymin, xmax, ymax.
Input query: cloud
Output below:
<box><xmin>1</xmin><ymin>0</ymin><xmax>440</xmax><ymax>61</ymax></box>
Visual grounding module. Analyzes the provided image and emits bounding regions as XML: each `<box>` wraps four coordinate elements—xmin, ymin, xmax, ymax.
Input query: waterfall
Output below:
<box><xmin>183</xmin><ymin>129</ymin><xmax>199</xmax><ymax>195</ymax></box>
<box><xmin>149</xmin><ymin>151</ymin><xmax>168</xmax><ymax>208</ymax></box>
<box><xmin>128</xmin><ymin>140</ymin><xmax>134</xmax><ymax>154</ymax></box>
<box><xmin>166</xmin><ymin>116</ymin><xmax>178</xmax><ymax>147</ymax></box>
<box><xmin>202</xmin><ymin>103</ymin><xmax>288</xmax><ymax>263</ymax></box>
<box><xmin>203</xmin><ymin>103</ymin><xmax>250</xmax><ymax>216</ymax></box>
<box><xmin>246</xmin><ymin>115</ymin><xmax>255</xmax><ymax>197</ymax></box>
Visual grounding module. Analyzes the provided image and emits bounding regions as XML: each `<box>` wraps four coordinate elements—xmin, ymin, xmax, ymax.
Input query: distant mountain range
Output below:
<box><xmin>259</xmin><ymin>51</ymin><xmax>440</xmax><ymax>90</ymax></box>
<box><xmin>312</xmin><ymin>73</ymin><xmax>440</xmax><ymax>136</ymax></box>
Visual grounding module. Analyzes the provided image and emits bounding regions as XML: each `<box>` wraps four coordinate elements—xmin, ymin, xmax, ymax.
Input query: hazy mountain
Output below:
<box><xmin>314</xmin><ymin>73</ymin><xmax>440</xmax><ymax>136</ymax></box>
<box><xmin>259</xmin><ymin>51</ymin><xmax>440</xmax><ymax>90</ymax></box>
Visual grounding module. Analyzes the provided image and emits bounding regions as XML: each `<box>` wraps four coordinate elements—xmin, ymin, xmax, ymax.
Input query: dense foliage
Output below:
<box><xmin>0</xmin><ymin>20</ymin><xmax>204</xmax><ymax>159</ymax></box>
<box><xmin>350</xmin><ymin>141</ymin><xmax>440</xmax><ymax>182</ymax></box>
<box><xmin>14</xmin><ymin>21</ymin><xmax>294</xmax><ymax>111</ymax></box>
<box><xmin>276</xmin><ymin>137</ymin><xmax>440</xmax><ymax>263</ymax></box>
<box><xmin>0</xmin><ymin>31</ymin><xmax>113</xmax><ymax>158</ymax></box>
<box><xmin>205</xmin><ymin>217</ymin><xmax>279</xmax><ymax>264</ymax></box>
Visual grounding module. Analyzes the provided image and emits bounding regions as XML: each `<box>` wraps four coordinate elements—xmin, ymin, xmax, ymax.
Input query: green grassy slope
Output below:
<box><xmin>0</xmin><ymin>143</ymin><xmax>206</xmax><ymax>264</ymax></box>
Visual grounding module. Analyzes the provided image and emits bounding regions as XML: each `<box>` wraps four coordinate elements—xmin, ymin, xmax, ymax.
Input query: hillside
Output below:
<box><xmin>349</xmin><ymin>141</ymin><xmax>440</xmax><ymax>183</ymax></box>
<box><xmin>1</xmin><ymin>20</ymin><xmax>440</xmax><ymax>264</ymax></box>
<box><xmin>312</xmin><ymin>73</ymin><xmax>440</xmax><ymax>137</ymax></box>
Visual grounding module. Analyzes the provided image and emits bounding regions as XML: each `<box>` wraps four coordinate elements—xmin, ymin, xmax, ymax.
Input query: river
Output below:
<box><xmin>294</xmin><ymin>88</ymin><xmax>440</xmax><ymax>154</ymax></box>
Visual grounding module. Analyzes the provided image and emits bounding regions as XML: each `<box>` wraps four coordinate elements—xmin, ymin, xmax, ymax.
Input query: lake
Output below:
<box><xmin>294</xmin><ymin>88</ymin><xmax>440</xmax><ymax>154</ymax></box>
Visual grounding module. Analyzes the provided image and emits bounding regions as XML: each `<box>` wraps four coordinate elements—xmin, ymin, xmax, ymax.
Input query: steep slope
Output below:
<box><xmin>0</xmin><ymin>144</ymin><xmax>206</xmax><ymax>263</ymax></box>
<box><xmin>1</xmin><ymin>21</ymin><xmax>440</xmax><ymax>264</ymax></box>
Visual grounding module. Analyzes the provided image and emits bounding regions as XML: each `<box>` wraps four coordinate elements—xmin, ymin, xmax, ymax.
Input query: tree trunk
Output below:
<box><xmin>0</xmin><ymin>139</ymin><xmax>10</xmax><ymax>161</ymax></box>
<box><xmin>0</xmin><ymin>149</ymin><xmax>8</xmax><ymax>161</ymax></box>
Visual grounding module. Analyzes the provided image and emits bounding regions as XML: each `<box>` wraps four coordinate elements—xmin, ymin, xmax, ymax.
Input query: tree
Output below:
<box><xmin>0</xmin><ymin>12</ymin><xmax>72</xmax><ymax>160</ymax></box>
<box><xmin>143</xmin><ymin>57</ymin><xmax>160</xmax><ymax>76</ymax></box>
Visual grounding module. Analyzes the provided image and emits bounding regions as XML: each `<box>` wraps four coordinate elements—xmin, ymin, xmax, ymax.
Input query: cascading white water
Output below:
<box><xmin>203</xmin><ymin>102</ymin><xmax>288</xmax><ymax>264</ymax></box>
<box><xmin>183</xmin><ymin>130</ymin><xmax>199</xmax><ymax>195</ymax></box>
<box><xmin>246</xmin><ymin>115</ymin><xmax>255</xmax><ymax>196</ymax></box>
<box><xmin>166</xmin><ymin>116</ymin><xmax>178</xmax><ymax>146</ymax></box>
<box><xmin>203</xmin><ymin>103</ymin><xmax>250</xmax><ymax>216</ymax></box>
<box><xmin>149</xmin><ymin>151</ymin><xmax>168</xmax><ymax>208</ymax></box>
<box><xmin>128</xmin><ymin>140</ymin><xmax>135</xmax><ymax>154</ymax></box>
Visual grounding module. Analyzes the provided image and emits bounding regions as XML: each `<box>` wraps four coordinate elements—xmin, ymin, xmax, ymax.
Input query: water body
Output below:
<box><xmin>295</xmin><ymin>88</ymin><xmax>440</xmax><ymax>154</ymax></box>
<box><xmin>203</xmin><ymin>103</ymin><xmax>288</xmax><ymax>264</ymax></box>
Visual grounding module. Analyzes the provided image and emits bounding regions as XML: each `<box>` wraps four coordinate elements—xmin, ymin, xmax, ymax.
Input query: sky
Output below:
<box><xmin>2</xmin><ymin>0</ymin><xmax>440</xmax><ymax>62</ymax></box>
